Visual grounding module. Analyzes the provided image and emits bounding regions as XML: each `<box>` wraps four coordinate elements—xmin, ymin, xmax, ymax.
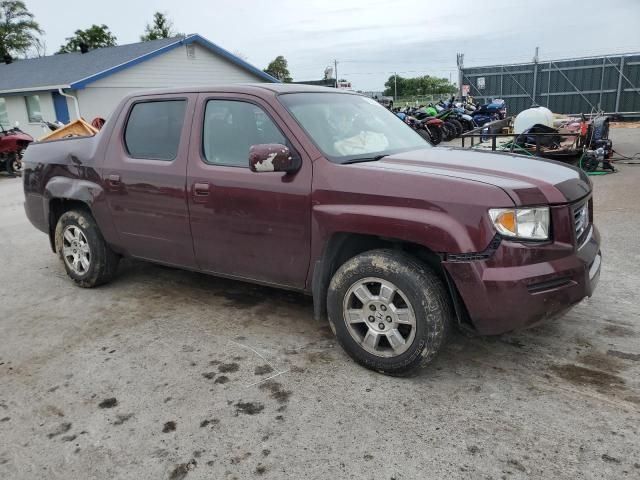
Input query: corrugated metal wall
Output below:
<box><xmin>460</xmin><ymin>53</ymin><xmax>640</xmax><ymax>115</ymax></box>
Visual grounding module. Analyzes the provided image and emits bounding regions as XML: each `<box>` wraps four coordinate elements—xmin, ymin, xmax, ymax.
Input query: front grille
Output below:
<box><xmin>573</xmin><ymin>201</ymin><xmax>590</xmax><ymax>245</ymax></box>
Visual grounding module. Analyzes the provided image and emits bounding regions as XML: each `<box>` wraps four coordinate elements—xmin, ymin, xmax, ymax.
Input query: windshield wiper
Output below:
<box><xmin>342</xmin><ymin>154</ymin><xmax>389</xmax><ymax>164</ymax></box>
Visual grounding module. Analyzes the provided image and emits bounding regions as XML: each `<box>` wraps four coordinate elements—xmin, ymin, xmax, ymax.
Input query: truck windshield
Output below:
<box><xmin>279</xmin><ymin>92</ymin><xmax>430</xmax><ymax>164</ymax></box>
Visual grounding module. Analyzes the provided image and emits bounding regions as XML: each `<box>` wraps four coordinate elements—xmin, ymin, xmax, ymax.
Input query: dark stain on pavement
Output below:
<box><xmin>259</xmin><ymin>380</ymin><xmax>292</xmax><ymax>404</ymax></box>
<box><xmin>214</xmin><ymin>375</ymin><xmax>229</xmax><ymax>384</ymax></box>
<box><xmin>234</xmin><ymin>401</ymin><xmax>264</xmax><ymax>415</ymax></box>
<box><xmin>220</xmin><ymin>291</ymin><xmax>265</xmax><ymax>308</ymax></box>
<box><xmin>607</xmin><ymin>350</ymin><xmax>640</xmax><ymax>361</ymax></box>
<box><xmin>169</xmin><ymin>459</ymin><xmax>197</xmax><ymax>480</ymax></box>
<box><xmin>218</xmin><ymin>363</ymin><xmax>239</xmax><ymax>373</ymax></box>
<box><xmin>200</xmin><ymin>418</ymin><xmax>220</xmax><ymax>428</ymax></box>
<box><xmin>599</xmin><ymin>325</ymin><xmax>636</xmax><ymax>337</ymax></box>
<box><xmin>113</xmin><ymin>413</ymin><xmax>134</xmax><ymax>425</ymax></box>
<box><xmin>254</xmin><ymin>364</ymin><xmax>273</xmax><ymax>375</ymax></box>
<box><xmin>47</xmin><ymin>422</ymin><xmax>72</xmax><ymax>439</ymax></box>
<box><xmin>304</xmin><ymin>350</ymin><xmax>334</xmax><ymax>364</ymax></box>
<box><xmin>162</xmin><ymin>421</ymin><xmax>177</xmax><ymax>433</ymax></box>
<box><xmin>98</xmin><ymin>398</ymin><xmax>118</xmax><ymax>409</ymax></box>
<box><xmin>551</xmin><ymin>364</ymin><xmax>625</xmax><ymax>390</ymax></box>
<box><xmin>202</xmin><ymin>372</ymin><xmax>216</xmax><ymax>380</ymax></box>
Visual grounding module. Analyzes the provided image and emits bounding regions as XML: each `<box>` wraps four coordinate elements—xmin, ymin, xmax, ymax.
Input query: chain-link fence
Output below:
<box><xmin>460</xmin><ymin>52</ymin><xmax>640</xmax><ymax>116</ymax></box>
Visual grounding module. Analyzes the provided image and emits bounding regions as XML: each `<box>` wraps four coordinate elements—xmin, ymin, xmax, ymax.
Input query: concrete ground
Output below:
<box><xmin>0</xmin><ymin>128</ymin><xmax>639</xmax><ymax>480</ymax></box>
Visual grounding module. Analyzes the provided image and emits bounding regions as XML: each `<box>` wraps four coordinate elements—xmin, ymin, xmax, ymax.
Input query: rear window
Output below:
<box><xmin>124</xmin><ymin>100</ymin><xmax>186</xmax><ymax>160</ymax></box>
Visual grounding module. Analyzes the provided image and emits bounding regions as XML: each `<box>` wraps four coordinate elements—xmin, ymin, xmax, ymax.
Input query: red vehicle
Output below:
<box><xmin>22</xmin><ymin>85</ymin><xmax>601</xmax><ymax>375</ymax></box>
<box><xmin>1</xmin><ymin>124</ymin><xmax>33</xmax><ymax>175</ymax></box>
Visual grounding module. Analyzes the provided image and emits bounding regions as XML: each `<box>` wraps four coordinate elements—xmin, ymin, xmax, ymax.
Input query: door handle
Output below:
<box><xmin>193</xmin><ymin>182</ymin><xmax>210</xmax><ymax>196</ymax></box>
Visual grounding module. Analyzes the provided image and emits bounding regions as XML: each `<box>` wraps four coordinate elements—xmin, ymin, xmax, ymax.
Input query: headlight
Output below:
<box><xmin>489</xmin><ymin>207</ymin><xmax>550</xmax><ymax>240</ymax></box>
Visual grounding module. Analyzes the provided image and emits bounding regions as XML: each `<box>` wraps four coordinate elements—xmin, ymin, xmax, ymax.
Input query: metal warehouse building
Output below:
<box><xmin>460</xmin><ymin>52</ymin><xmax>640</xmax><ymax>116</ymax></box>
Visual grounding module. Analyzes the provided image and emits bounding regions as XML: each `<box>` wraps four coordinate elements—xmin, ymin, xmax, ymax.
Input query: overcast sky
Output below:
<box><xmin>26</xmin><ymin>0</ymin><xmax>640</xmax><ymax>91</ymax></box>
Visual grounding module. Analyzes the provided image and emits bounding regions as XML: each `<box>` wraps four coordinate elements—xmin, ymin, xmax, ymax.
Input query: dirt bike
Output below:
<box><xmin>0</xmin><ymin>124</ymin><xmax>34</xmax><ymax>176</ymax></box>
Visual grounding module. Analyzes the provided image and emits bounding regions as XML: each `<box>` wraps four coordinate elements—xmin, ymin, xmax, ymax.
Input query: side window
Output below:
<box><xmin>124</xmin><ymin>100</ymin><xmax>187</xmax><ymax>160</ymax></box>
<box><xmin>25</xmin><ymin>95</ymin><xmax>42</xmax><ymax>123</ymax></box>
<box><xmin>202</xmin><ymin>100</ymin><xmax>286</xmax><ymax>167</ymax></box>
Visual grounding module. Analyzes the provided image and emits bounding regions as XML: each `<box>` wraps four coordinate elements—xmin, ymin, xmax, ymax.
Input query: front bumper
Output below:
<box><xmin>444</xmin><ymin>225</ymin><xmax>601</xmax><ymax>335</ymax></box>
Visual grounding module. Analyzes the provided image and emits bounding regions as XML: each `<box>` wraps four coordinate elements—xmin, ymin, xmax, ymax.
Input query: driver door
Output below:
<box><xmin>186</xmin><ymin>94</ymin><xmax>312</xmax><ymax>288</ymax></box>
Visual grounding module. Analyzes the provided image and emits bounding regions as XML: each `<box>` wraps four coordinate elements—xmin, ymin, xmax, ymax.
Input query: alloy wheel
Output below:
<box><xmin>61</xmin><ymin>226</ymin><xmax>92</xmax><ymax>275</ymax></box>
<box><xmin>342</xmin><ymin>277</ymin><xmax>417</xmax><ymax>357</ymax></box>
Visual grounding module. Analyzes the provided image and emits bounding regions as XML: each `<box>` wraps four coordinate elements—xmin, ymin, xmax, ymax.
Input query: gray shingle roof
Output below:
<box><xmin>0</xmin><ymin>36</ymin><xmax>186</xmax><ymax>92</ymax></box>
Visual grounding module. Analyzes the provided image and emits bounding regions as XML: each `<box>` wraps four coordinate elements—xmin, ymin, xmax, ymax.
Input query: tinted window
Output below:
<box><xmin>125</xmin><ymin>100</ymin><xmax>186</xmax><ymax>160</ymax></box>
<box><xmin>202</xmin><ymin>100</ymin><xmax>286</xmax><ymax>167</ymax></box>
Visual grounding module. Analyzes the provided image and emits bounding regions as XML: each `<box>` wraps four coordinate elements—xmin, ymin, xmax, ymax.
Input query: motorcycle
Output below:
<box><xmin>397</xmin><ymin>110</ymin><xmax>445</xmax><ymax>145</ymax></box>
<box><xmin>0</xmin><ymin>123</ymin><xmax>33</xmax><ymax>176</ymax></box>
<box><xmin>470</xmin><ymin>98</ymin><xmax>507</xmax><ymax>127</ymax></box>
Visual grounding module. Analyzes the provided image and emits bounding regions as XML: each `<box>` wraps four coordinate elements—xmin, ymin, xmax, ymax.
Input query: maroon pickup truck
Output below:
<box><xmin>22</xmin><ymin>84</ymin><xmax>601</xmax><ymax>375</ymax></box>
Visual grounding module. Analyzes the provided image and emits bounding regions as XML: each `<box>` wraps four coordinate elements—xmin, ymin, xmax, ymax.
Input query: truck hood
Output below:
<box><xmin>360</xmin><ymin>147</ymin><xmax>591</xmax><ymax>205</ymax></box>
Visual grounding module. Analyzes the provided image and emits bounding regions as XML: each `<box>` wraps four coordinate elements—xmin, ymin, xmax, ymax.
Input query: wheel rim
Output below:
<box><xmin>342</xmin><ymin>277</ymin><xmax>417</xmax><ymax>358</ymax></box>
<box><xmin>61</xmin><ymin>226</ymin><xmax>91</xmax><ymax>275</ymax></box>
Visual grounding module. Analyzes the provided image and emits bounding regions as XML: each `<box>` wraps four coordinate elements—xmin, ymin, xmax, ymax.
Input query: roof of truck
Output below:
<box><xmin>121</xmin><ymin>83</ymin><xmax>355</xmax><ymax>98</ymax></box>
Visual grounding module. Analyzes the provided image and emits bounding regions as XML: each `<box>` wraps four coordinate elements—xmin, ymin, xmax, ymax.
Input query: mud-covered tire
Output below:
<box><xmin>54</xmin><ymin>209</ymin><xmax>119</xmax><ymax>287</ymax></box>
<box><xmin>327</xmin><ymin>249</ymin><xmax>452</xmax><ymax>375</ymax></box>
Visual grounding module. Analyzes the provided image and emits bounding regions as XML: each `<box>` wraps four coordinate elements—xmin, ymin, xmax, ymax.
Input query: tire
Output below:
<box><xmin>54</xmin><ymin>209</ymin><xmax>119</xmax><ymax>287</ymax></box>
<box><xmin>417</xmin><ymin>128</ymin><xmax>433</xmax><ymax>144</ymax></box>
<box><xmin>426</xmin><ymin>126</ymin><xmax>442</xmax><ymax>145</ymax></box>
<box><xmin>441</xmin><ymin>123</ymin><xmax>455</xmax><ymax>141</ymax></box>
<box><xmin>327</xmin><ymin>249</ymin><xmax>452</xmax><ymax>375</ymax></box>
<box><xmin>5</xmin><ymin>153</ymin><xmax>20</xmax><ymax>177</ymax></box>
<box><xmin>448</xmin><ymin>119</ymin><xmax>463</xmax><ymax>137</ymax></box>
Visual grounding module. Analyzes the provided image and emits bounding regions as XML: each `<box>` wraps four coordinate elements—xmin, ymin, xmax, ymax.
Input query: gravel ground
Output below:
<box><xmin>0</xmin><ymin>128</ymin><xmax>638</xmax><ymax>480</ymax></box>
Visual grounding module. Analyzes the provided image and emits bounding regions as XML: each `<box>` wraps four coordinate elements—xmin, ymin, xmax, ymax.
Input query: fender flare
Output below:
<box><xmin>309</xmin><ymin>204</ymin><xmax>492</xmax><ymax>321</ymax></box>
<box><xmin>43</xmin><ymin>177</ymin><xmax>104</xmax><ymax>252</ymax></box>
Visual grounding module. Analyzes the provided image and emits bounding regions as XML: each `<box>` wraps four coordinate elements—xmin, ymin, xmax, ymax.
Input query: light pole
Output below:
<box><xmin>394</xmin><ymin>72</ymin><xmax>397</xmax><ymax>101</ymax></box>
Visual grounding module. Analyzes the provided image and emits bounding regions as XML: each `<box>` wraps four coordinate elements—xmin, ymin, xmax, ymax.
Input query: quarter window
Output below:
<box><xmin>124</xmin><ymin>100</ymin><xmax>187</xmax><ymax>160</ymax></box>
<box><xmin>25</xmin><ymin>95</ymin><xmax>42</xmax><ymax>123</ymax></box>
<box><xmin>202</xmin><ymin>100</ymin><xmax>286</xmax><ymax>167</ymax></box>
<box><xmin>0</xmin><ymin>98</ymin><xmax>8</xmax><ymax>127</ymax></box>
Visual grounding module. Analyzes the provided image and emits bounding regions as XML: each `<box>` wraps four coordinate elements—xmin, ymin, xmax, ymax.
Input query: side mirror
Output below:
<box><xmin>248</xmin><ymin>144</ymin><xmax>300</xmax><ymax>173</ymax></box>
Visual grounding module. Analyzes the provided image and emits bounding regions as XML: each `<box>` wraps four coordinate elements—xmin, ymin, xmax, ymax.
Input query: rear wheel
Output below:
<box><xmin>55</xmin><ymin>209</ymin><xmax>119</xmax><ymax>287</ymax></box>
<box><xmin>327</xmin><ymin>249</ymin><xmax>452</xmax><ymax>375</ymax></box>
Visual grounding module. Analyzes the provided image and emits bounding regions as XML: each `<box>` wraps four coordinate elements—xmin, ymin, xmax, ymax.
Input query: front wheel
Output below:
<box><xmin>327</xmin><ymin>249</ymin><xmax>452</xmax><ymax>375</ymax></box>
<box><xmin>426</xmin><ymin>126</ymin><xmax>442</xmax><ymax>145</ymax></box>
<box><xmin>55</xmin><ymin>209</ymin><xmax>120</xmax><ymax>287</ymax></box>
<box><xmin>417</xmin><ymin>128</ymin><xmax>433</xmax><ymax>145</ymax></box>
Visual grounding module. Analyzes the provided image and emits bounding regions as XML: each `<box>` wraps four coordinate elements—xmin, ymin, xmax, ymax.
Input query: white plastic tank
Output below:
<box><xmin>513</xmin><ymin>107</ymin><xmax>554</xmax><ymax>134</ymax></box>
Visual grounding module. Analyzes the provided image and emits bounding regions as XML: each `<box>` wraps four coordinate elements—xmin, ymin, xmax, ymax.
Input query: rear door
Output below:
<box><xmin>102</xmin><ymin>94</ymin><xmax>197</xmax><ymax>268</ymax></box>
<box><xmin>186</xmin><ymin>93</ymin><xmax>312</xmax><ymax>288</ymax></box>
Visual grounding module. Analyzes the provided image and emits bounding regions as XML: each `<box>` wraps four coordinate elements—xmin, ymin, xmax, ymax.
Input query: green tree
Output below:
<box><xmin>0</xmin><ymin>0</ymin><xmax>43</xmax><ymax>58</ymax></box>
<box><xmin>57</xmin><ymin>24</ymin><xmax>117</xmax><ymax>54</ymax></box>
<box><xmin>140</xmin><ymin>12</ymin><xmax>177</xmax><ymax>41</ymax></box>
<box><xmin>264</xmin><ymin>55</ymin><xmax>292</xmax><ymax>83</ymax></box>
<box><xmin>384</xmin><ymin>75</ymin><xmax>456</xmax><ymax>98</ymax></box>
